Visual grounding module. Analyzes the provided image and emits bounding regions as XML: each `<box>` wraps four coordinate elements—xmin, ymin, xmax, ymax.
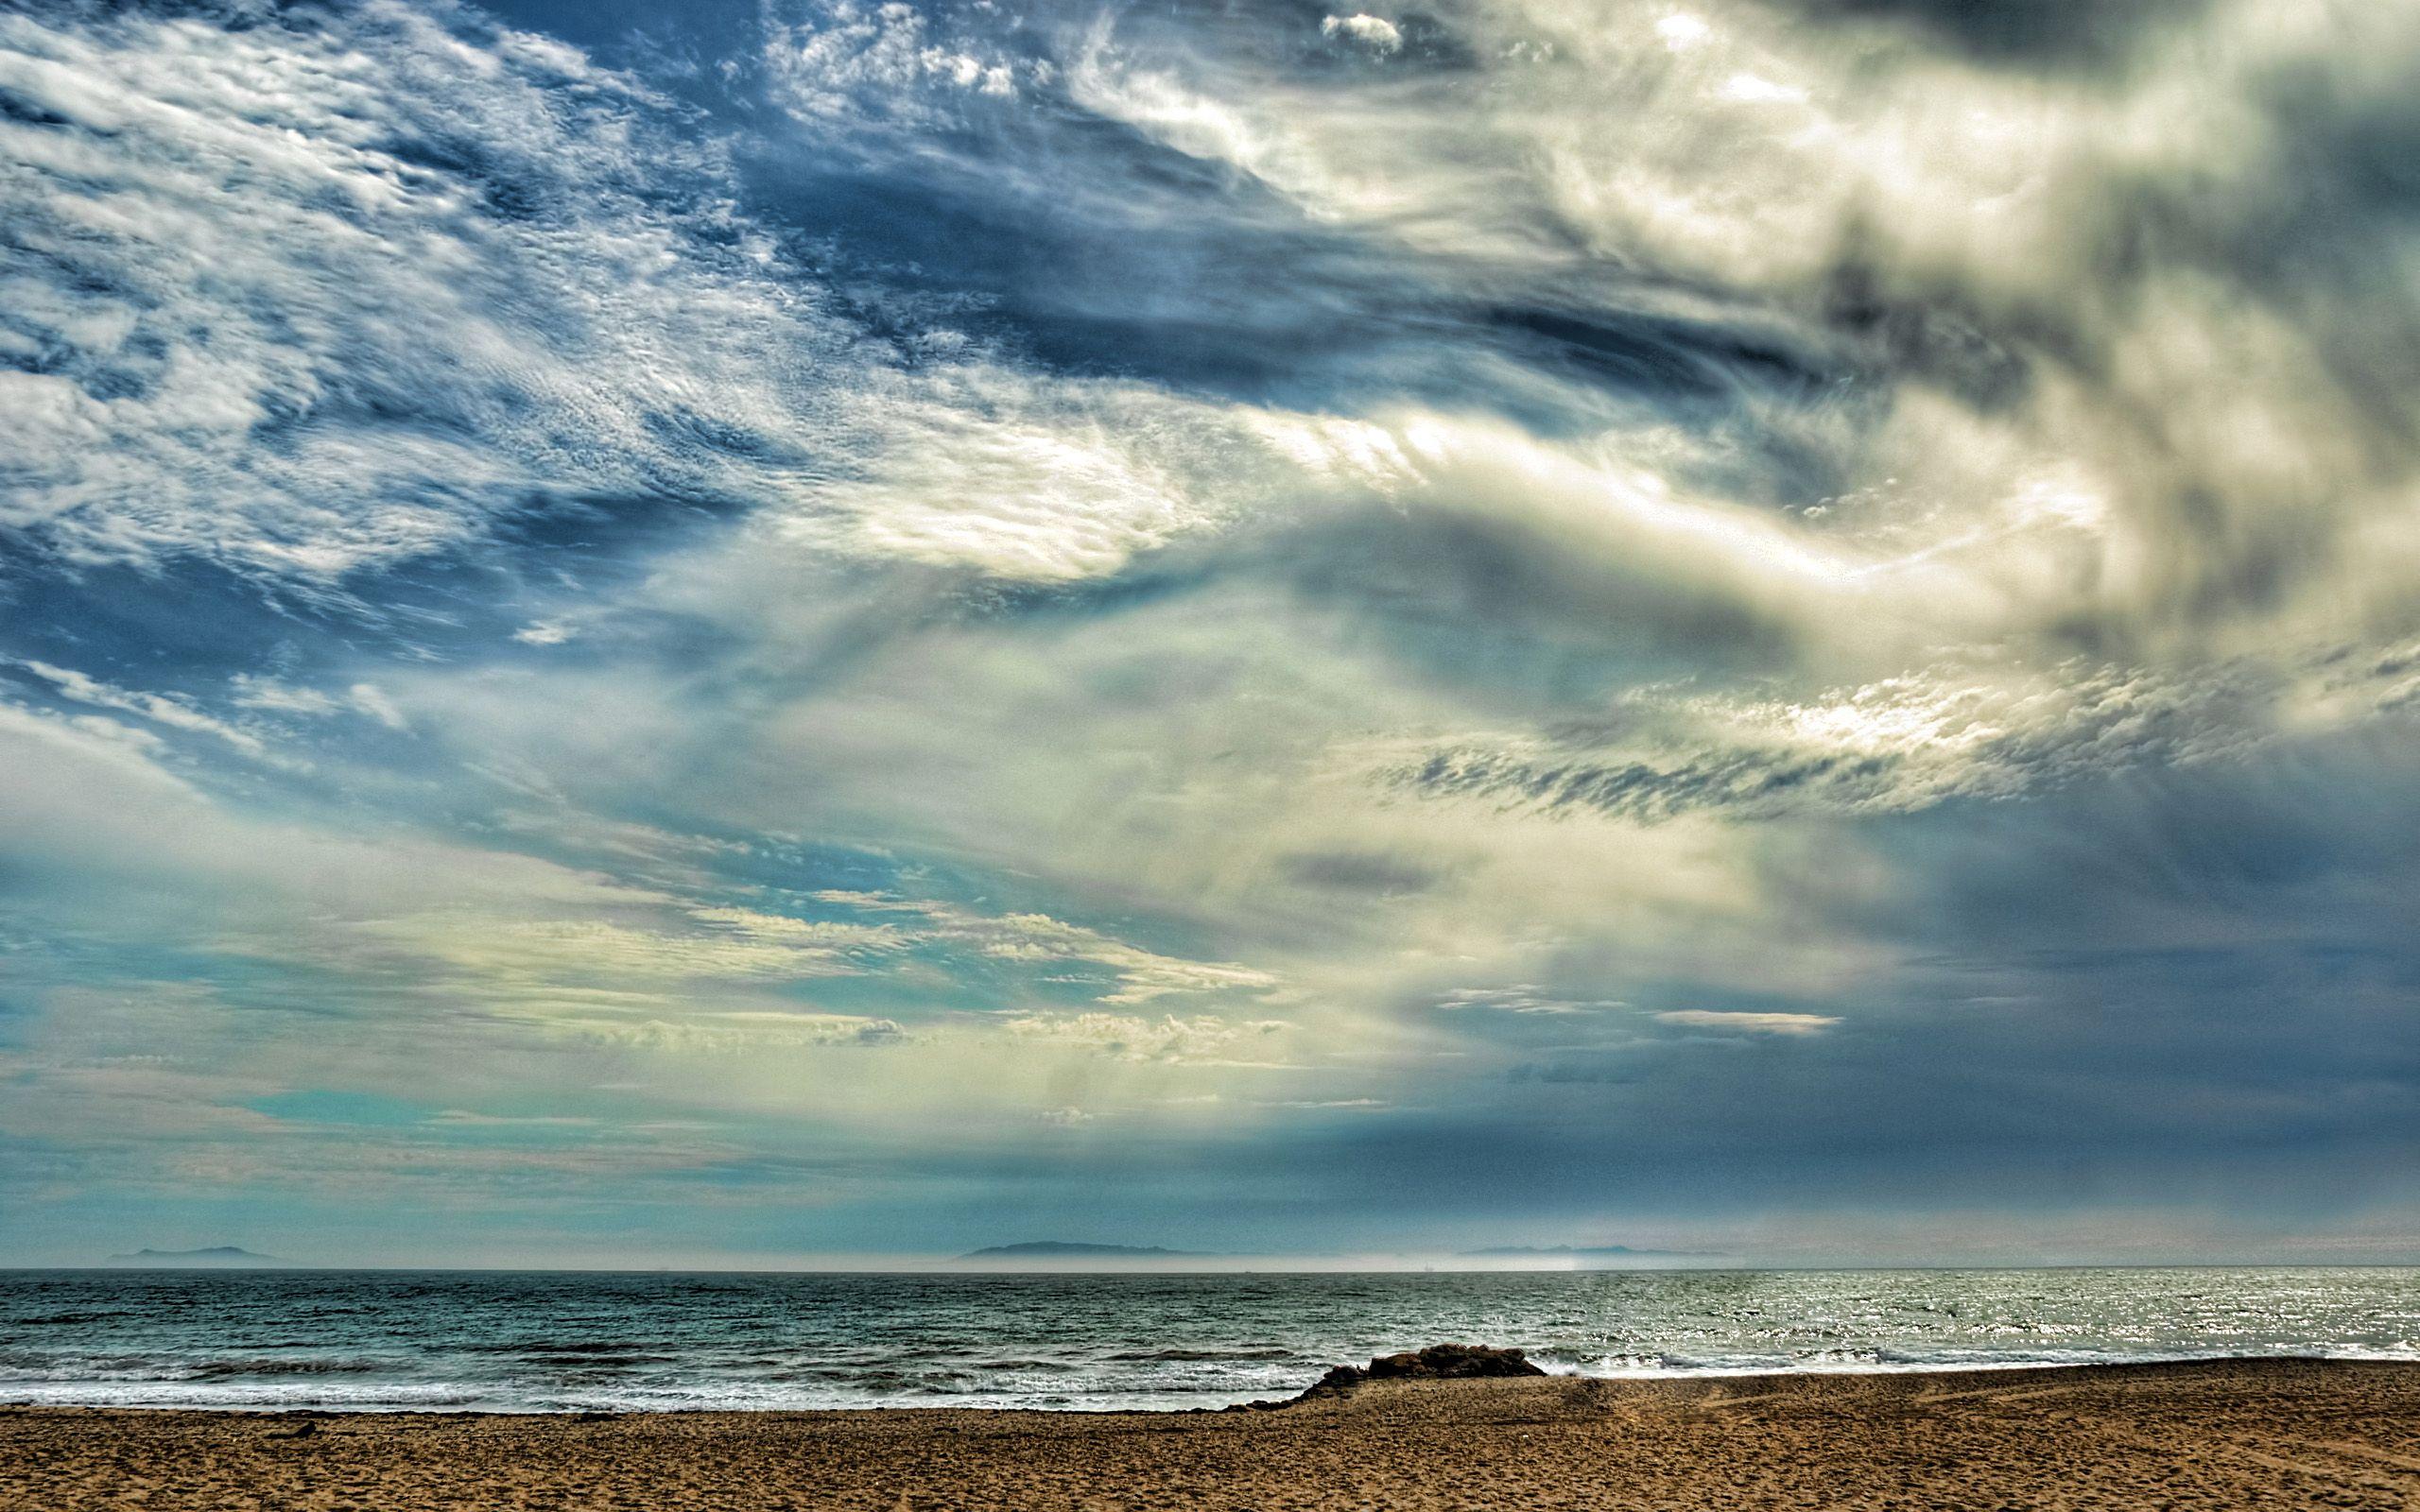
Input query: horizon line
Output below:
<box><xmin>15</xmin><ymin>1257</ymin><xmax>2420</xmax><ymax>1275</ymax></box>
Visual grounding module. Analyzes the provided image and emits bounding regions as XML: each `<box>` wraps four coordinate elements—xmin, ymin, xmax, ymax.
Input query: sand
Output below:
<box><xmin>2</xmin><ymin>1359</ymin><xmax>2414</xmax><ymax>1510</ymax></box>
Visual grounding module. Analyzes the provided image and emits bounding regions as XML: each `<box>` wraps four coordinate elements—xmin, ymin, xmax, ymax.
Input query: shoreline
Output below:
<box><xmin>5</xmin><ymin>1350</ymin><xmax>2416</xmax><ymax>1418</ymax></box>
<box><xmin>4</xmin><ymin>1359</ymin><xmax>2414</xmax><ymax>1509</ymax></box>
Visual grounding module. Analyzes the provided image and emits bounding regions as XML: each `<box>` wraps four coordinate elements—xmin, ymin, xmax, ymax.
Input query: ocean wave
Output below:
<box><xmin>185</xmin><ymin>1357</ymin><xmax>397</xmax><ymax>1380</ymax></box>
<box><xmin>0</xmin><ymin>1353</ymin><xmax>396</xmax><ymax>1382</ymax></box>
<box><xmin>463</xmin><ymin>1340</ymin><xmax>678</xmax><ymax>1356</ymax></box>
<box><xmin>1100</xmin><ymin>1348</ymin><xmax>1297</xmax><ymax>1363</ymax></box>
<box><xmin>6</xmin><ymin>1266</ymin><xmax>2414</xmax><ymax>1412</ymax></box>
<box><xmin>0</xmin><ymin>1382</ymin><xmax>490</xmax><ymax>1410</ymax></box>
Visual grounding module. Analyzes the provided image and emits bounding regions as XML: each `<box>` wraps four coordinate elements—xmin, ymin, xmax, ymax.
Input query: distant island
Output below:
<box><xmin>955</xmin><ymin>1241</ymin><xmax>1217</xmax><ymax>1262</ymax></box>
<box><xmin>1457</xmin><ymin>1246</ymin><xmax>1703</xmax><ymax>1263</ymax></box>
<box><xmin>945</xmin><ymin>1241</ymin><xmax>1706</xmax><ymax>1268</ymax></box>
<box><xmin>103</xmin><ymin>1246</ymin><xmax>290</xmax><ymax>1267</ymax></box>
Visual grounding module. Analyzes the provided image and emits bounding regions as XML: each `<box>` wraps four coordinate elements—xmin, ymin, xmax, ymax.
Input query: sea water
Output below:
<box><xmin>1</xmin><ymin>1266</ymin><xmax>2412</xmax><ymax>1412</ymax></box>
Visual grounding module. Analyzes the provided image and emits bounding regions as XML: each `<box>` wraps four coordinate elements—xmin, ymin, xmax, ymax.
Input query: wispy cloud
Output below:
<box><xmin>998</xmin><ymin>1011</ymin><xmax>1291</xmax><ymax>1065</ymax></box>
<box><xmin>1654</xmin><ymin>1010</ymin><xmax>1841</xmax><ymax>1038</ymax></box>
<box><xmin>11</xmin><ymin>660</ymin><xmax>267</xmax><ymax>758</ymax></box>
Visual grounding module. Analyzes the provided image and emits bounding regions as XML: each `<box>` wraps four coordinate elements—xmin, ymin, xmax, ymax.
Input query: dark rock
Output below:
<box><xmin>1277</xmin><ymin>1343</ymin><xmax>1548</xmax><ymax>1404</ymax></box>
<box><xmin>1367</xmin><ymin>1344</ymin><xmax>1548</xmax><ymax>1381</ymax></box>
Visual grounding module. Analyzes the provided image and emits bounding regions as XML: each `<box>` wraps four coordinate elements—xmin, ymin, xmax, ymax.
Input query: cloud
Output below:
<box><xmin>760</xmin><ymin>894</ymin><xmax>1281</xmax><ymax>1006</ymax></box>
<box><xmin>10</xmin><ymin>659</ymin><xmax>266</xmax><ymax>758</ymax></box>
<box><xmin>1321</xmin><ymin>15</ymin><xmax>1403</xmax><ymax>55</ymax></box>
<box><xmin>760</xmin><ymin>371</ymin><xmax>1284</xmax><ymax>582</ymax></box>
<box><xmin>959</xmin><ymin>911</ymin><xmax>1278</xmax><ymax>1005</ymax></box>
<box><xmin>685</xmin><ymin>906</ymin><xmax>910</xmax><ymax>953</ymax></box>
<box><xmin>764</xmin><ymin>0</ymin><xmax>1028</xmax><ymax>123</ymax></box>
<box><xmin>1056</xmin><ymin>0</ymin><xmax>2420</xmax><ymax>672</ymax></box>
<box><xmin>5</xmin><ymin>0</ymin><xmax>2420</xmax><ymax>1259</ymax></box>
<box><xmin>1436</xmin><ymin>987</ymin><xmax>1622</xmax><ymax>1016</ymax></box>
<box><xmin>999</xmin><ymin>1012</ymin><xmax>1291</xmax><ymax>1064</ymax></box>
<box><xmin>1791</xmin><ymin>0</ymin><xmax>2212</xmax><ymax>67</ymax></box>
<box><xmin>427</xmin><ymin>1109</ymin><xmax>598</xmax><ymax>1127</ymax></box>
<box><xmin>226</xmin><ymin>676</ymin><xmax>346</xmax><ymax>719</ymax></box>
<box><xmin>1654</xmin><ymin>1010</ymin><xmax>1841</xmax><ymax>1037</ymax></box>
<box><xmin>345</xmin><ymin>684</ymin><xmax>409</xmax><ymax>731</ymax></box>
<box><xmin>0</xmin><ymin>3</ymin><xmax>837</xmax><ymax>583</ymax></box>
<box><xmin>228</xmin><ymin>675</ymin><xmax>407</xmax><ymax>731</ymax></box>
<box><xmin>1389</xmin><ymin>658</ymin><xmax>2293</xmax><ymax>823</ymax></box>
<box><xmin>3</xmin><ymin>1</ymin><xmax>1254</xmax><ymax>594</ymax></box>
<box><xmin>575</xmin><ymin>1013</ymin><xmax>913</xmax><ymax>1052</ymax></box>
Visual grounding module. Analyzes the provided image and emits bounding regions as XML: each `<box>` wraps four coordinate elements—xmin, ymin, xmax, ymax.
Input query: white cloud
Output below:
<box><xmin>346</xmin><ymin>684</ymin><xmax>408</xmax><ymax>731</ymax></box>
<box><xmin>1654</xmin><ymin>14</ymin><xmax>1712</xmax><ymax>51</ymax></box>
<box><xmin>227</xmin><ymin>676</ymin><xmax>344</xmax><ymax>718</ymax></box>
<box><xmin>4</xmin><ymin>0</ymin><xmax>1317</xmax><ymax>610</ymax></box>
<box><xmin>783</xmin><ymin>895</ymin><xmax>1281</xmax><ymax>1005</ymax></box>
<box><xmin>766</xmin><ymin>372</ymin><xmax>1278</xmax><ymax>583</ymax></box>
<box><xmin>1719</xmin><ymin>72</ymin><xmax>1805</xmax><ymax>106</ymax></box>
<box><xmin>1061</xmin><ymin>0</ymin><xmax>2420</xmax><ymax>686</ymax></box>
<box><xmin>1654</xmin><ymin>1010</ymin><xmax>1840</xmax><ymax>1037</ymax></box>
<box><xmin>0</xmin><ymin>4</ymin><xmax>851</xmax><ymax>582</ymax></box>
<box><xmin>765</xmin><ymin>0</ymin><xmax>1026</xmax><ymax>123</ymax></box>
<box><xmin>1392</xmin><ymin>657</ymin><xmax>2290</xmax><ymax>823</ymax></box>
<box><xmin>223</xmin><ymin>673</ymin><xmax>411</xmax><ymax>734</ymax></box>
<box><xmin>999</xmin><ymin>1011</ymin><xmax>1289</xmax><ymax>1063</ymax></box>
<box><xmin>11</xmin><ymin>659</ymin><xmax>265</xmax><ymax>757</ymax></box>
<box><xmin>1321</xmin><ymin>14</ymin><xmax>1404</xmax><ymax>54</ymax></box>
<box><xmin>1436</xmin><ymin>986</ymin><xmax>1622</xmax><ymax>1015</ymax></box>
<box><xmin>427</xmin><ymin>1109</ymin><xmax>598</xmax><ymax>1127</ymax></box>
<box><xmin>686</xmin><ymin>906</ymin><xmax>909</xmax><ymax>953</ymax></box>
<box><xmin>574</xmin><ymin>1013</ymin><xmax>912</xmax><ymax>1052</ymax></box>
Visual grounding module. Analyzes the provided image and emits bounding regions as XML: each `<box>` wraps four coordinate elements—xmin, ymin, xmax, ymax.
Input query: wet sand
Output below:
<box><xmin>2</xmin><ymin>1358</ymin><xmax>2413</xmax><ymax>1510</ymax></box>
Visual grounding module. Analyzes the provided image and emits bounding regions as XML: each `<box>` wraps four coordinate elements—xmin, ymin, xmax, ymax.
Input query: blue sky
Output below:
<box><xmin>1</xmin><ymin>0</ymin><xmax>2416</xmax><ymax>1266</ymax></box>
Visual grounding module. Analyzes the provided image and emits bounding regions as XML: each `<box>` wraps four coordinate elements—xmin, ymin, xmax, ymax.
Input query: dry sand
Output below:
<box><xmin>2</xmin><ymin>1358</ymin><xmax>2414</xmax><ymax>1510</ymax></box>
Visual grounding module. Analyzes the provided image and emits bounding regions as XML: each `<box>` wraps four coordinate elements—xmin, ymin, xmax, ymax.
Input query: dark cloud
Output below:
<box><xmin>1395</xmin><ymin>745</ymin><xmax>1901</xmax><ymax>823</ymax></box>
<box><xmin>1789</xmin><ymin>0</ymin><xmax>2214</xmax><ymax>68</ymax></box>
<box><xmin>1280</xmin><ymin>849</ymin><xmax>1444</xmax><ymax>895</ymax></box>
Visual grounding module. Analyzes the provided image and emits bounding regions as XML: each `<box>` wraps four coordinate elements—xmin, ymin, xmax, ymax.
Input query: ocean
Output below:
<box><xmin>2</xmin><ymin>1266</ymin><xmax>2413</xmax><ymax>1413</ymax></box>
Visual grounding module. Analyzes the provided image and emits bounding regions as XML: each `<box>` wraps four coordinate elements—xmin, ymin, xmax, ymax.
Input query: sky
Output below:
<box><xmin>1</xmin><ymin>0</ymin><xmax>2416</xmax><ymax>1268</ymax></box>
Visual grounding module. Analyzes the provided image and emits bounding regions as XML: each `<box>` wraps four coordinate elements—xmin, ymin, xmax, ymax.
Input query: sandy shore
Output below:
<box><xmin>2</xmin><ymin>1359</ymin><xmax>2414</xmax><ymax>1510</ymax></box>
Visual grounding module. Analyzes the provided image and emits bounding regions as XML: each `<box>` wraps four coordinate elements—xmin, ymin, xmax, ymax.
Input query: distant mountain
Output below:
<box><xmin>103</xmin><ymin>1246</ymin><xmax>289</xmax><ymax>1267</ymax></box>
<box><xmin>955</xmin><ymin>1241</ymin><xmax>1216</xmax><ymax>1261</ymax></box>
<box><xmin>1457</xmin><ymin>1245</ymin><xmax>1699</xmax><ymax>1260</ymax></box>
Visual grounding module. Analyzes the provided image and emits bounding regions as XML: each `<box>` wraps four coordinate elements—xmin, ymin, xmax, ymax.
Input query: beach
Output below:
<box><xmin>2</xmin><ymin>1358</ymin><xmax>2412</xmax><ymax>1510</ymax></box>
